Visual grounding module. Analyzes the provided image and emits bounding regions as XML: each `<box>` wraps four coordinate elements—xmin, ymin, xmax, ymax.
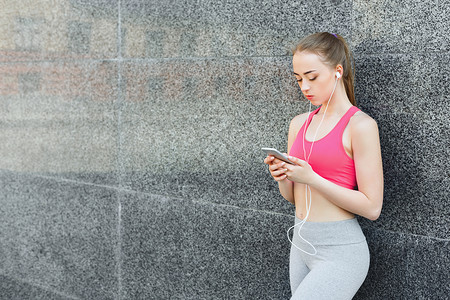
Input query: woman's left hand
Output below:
<box><xmin>284</xmin><ymin>156</ymin><xmax>317</xmax><ymax>184</ymax></box>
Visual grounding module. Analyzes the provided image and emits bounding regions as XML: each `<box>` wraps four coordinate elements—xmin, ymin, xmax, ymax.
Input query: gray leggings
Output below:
<box><xmin>290</xmin><ymin>216</ymin><xmax>370</xmax><ymax>300</ymax></box>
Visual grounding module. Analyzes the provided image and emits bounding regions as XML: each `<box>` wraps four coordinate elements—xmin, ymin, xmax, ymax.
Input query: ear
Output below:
<box><xmin>335</xmin><ymin>64</ymin><xmax>344</xmax><ymax>78</ymax></box>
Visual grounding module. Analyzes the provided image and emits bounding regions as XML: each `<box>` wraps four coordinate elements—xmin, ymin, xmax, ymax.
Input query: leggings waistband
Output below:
<box><xmin>293</xmin><ymin>216</ymin><xmax>366</xmax><ymax>246</ymax></box>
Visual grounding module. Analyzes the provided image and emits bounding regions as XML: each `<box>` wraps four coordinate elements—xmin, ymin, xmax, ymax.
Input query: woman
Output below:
<box><xmin>263</xmin><ymin>32</ymin><xmax>383</xmax><ymax>299</ymax></box>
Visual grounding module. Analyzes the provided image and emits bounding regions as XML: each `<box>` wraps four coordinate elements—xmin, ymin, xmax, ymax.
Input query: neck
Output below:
<box><xmin>317</xmin><ymin>83</ymin><xmax>352</xmax><ymax>116</ymax></box>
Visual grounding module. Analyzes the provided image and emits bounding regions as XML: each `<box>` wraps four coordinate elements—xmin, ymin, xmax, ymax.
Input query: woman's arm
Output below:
<box><xmin>276</xmin><ymin>113</ymin><xmax>309</xmax><ymax>204</ymax></box>
<box><xmin>285</xmin><ymin>114</ymin><xmax>384</xmax><ymax>220</ymax></box>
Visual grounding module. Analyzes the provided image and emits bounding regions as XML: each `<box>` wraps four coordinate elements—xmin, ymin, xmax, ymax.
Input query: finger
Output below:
<box><xmin>283</xmin><ymin>168</ymin><xmax>290</xmax><ymax>177</ymax></box>
<box><xmin>269</xmin><ymin>161</ymin><xmax>283</xmax><ymax>171</ymax></box>
<box><xmin>277</xmin><ymin>161</ymin><xmax>286</xmax><ymax>168</ymax></box>
<box><xmin>270</xmin><ymin>162</ymin><xmax>285</xmax><ymax>171</ymax></box>
<box><xmin>273</xmin><ymin>170</ymin><xmax>287</xmax><ymax>179</ymax></box>
<box><xmin>264</xmin><ymin>155</ymin><xmax>275</xmax><ymax>164</ymax></box>
<box><xmin>272</xmin><ymin>157</ymin><xmax>283</xmax><ymax>164</ymax></box>
<box><xmin>285</xmin><ymin>160</ymin><xmax>298</xmax><ymax>169</ymax></box>
<box><xmin>288</xmin><ymin>155</ymin><xmax>306</xmax><ymax>166</ymax></box>
<box><xmin>272</xmin><ymin>168</ymin><xmax>287</xmax><ymax>176</ymax></box>
<box><xmin>274</xmin><ymin>174</ymin><xmax>287</xmax><ymax>181</ymax></box>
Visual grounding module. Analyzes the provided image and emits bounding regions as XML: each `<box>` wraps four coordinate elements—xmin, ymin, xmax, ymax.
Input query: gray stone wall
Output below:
<box><xmin>0</xmin><ymin>0</ymin><xmax>448</xmax><ymax>299</ymax></box>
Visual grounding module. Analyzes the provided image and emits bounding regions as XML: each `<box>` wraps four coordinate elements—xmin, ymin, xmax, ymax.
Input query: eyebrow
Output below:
<box><xmin>293</xmin><ymin>70</ymin><xmax>316</xmax><ymax>75</ymax></box>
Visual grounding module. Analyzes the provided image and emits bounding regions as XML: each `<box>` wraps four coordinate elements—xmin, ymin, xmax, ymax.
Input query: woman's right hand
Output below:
<box><xmin>263</xmin><ymin>155</ymin><xmax>288</xmax><ymax>181</ymax></box>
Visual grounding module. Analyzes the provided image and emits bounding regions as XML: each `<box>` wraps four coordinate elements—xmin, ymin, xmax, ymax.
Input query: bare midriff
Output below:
<box><xmin>293</xmin><ymin>182</ymin><xmax>354</xmax><ymax>222</ymax></box>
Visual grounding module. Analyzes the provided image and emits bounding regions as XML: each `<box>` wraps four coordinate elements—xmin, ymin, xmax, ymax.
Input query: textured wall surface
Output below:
<box><xmin>0</xmin><ymin>0</ymin><xmax>449</xmax><ymax>299</ymax></box>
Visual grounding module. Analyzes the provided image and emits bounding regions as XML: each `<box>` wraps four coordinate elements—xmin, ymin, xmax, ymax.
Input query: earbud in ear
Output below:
<box><xmin>335</xmin><ymin>72</ymin><xmax>341</xmax><ymax>79</ymax></box>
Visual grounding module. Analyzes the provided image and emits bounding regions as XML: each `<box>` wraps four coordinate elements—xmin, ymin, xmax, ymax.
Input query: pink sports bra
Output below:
<box><xmin>289</xmin><ymin>106</ymin><xmax>360</xmax><ymax>190</ymax></box>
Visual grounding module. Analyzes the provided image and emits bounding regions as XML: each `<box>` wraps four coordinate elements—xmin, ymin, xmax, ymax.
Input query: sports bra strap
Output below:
<box><xmin>301</xmin><ymin>106</ymin><xmax>360</xmax><ymax>140</ymax></box>
<box><xmin>333</xmin><ymin>106</ymin><xmax>360</xmax><ymax>133</ymax></box>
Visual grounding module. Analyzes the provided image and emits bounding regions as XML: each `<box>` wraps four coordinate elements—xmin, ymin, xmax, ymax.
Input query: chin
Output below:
<box><xmin>309</xmin><ymin>100</ymin><xmax>324</xmax><ymax>107</ymax></box>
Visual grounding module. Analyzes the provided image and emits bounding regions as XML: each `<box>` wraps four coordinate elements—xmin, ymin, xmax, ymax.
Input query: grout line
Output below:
<box><xmin>192</xmin><ymin>198</ymin><xmax>294</xmax><ymax>219</ymax></box>
<box><xmin>0</xmin><ymin>273</ymin><xmax>81</xmax><ymax>300</ymax></box>
<box><xmin>1</xmin><ymin>169</ymin><xmax>294</xmax><ymax>219</ymax></box>
<box><xmin>148</xmin><ymin>192</ymin><xmax>450</xmax><ymax>243</ymax></box>
<box><xmin>3</xmin><ymin>170</ymin><xmax>448</xmax><ymax>243</ymax></box>
<box><xmin>0</xmin><ymin>55</ymin><xmax>290</xmax><ymax>65</ymax></box>
<box><xmin>367</xmin><ymin>226</ymin><xmax>450</xmax><ymax>243</ymax></box>
<box><xmin>0</xmin><ymin>50</ymin><xmax>449</xmax><ymax>65</ymax></box>
<box><xmin>116</xmin><ymin>192</ymin><xmax>123</xmax><ymax>300</ymax></box>
<box><xmin>21</xmin><ymin>173</ymin><xmax>123</xmax><ymax>191</ymax></box>
<box><xmin>116</xmin><ymin>0</ymin><xmax>123</xmax><ymax>299</ymax></box>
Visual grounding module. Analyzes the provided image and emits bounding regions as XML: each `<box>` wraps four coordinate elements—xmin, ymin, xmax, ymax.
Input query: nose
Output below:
<box><xmin>301</xmin><ymin>81</ymin><xmax>310</xmax><ymax>93</ymax></box>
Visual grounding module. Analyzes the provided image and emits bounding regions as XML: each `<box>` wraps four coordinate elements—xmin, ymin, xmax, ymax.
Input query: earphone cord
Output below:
<box><xmin>286</xmin><ymin>77</ymin><xmax>339</xmax><ymax>256</ymax></box>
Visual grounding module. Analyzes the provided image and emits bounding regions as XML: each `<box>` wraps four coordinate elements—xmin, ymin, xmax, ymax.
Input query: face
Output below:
<box><xmin>292</xmin><ymin>51</ymin><xmax>337</xmax><ymax>106</ymax></box>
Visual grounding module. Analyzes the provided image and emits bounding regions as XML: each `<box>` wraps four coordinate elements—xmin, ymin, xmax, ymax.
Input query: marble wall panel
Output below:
<box><xmin>121</xmin><ymin>0</ymin><xmax>353</xmax><ymax>58</ymax></box>
<box><xmin>0</xmin><ymin>61</ymin><xmax>119</xmax><ymax>185</ymax></box>
<box><xmin>0</xmin><ymin>0</ymin><xmax>448</xmax><ymax>299</ymax></box>
<box><xmin>0</xmin><ymin>274</ymin><xmax>74</xmax><ymax>300</ymax></box>
<box><xmin>355</xmin><ymin>228</ymin><xmax>409</xmax><ymax>299</ymax></box>
<box><xmin>416</xmin><ymin>112</ymin><xmax>450</xmax><ymax>180</ymax></box>
<box><xmin>119</xmin><ymin>57</ymin><xmax>304</xmax><ymax>214</ymax></box>
<box><xmin>0</xmin><ymin>172</ymin><xmax>118</xmax><ymax>300</ymax></box>
<box><xmin>121</xmin><ymin>191</ymin><xmax>291</xmax><ymax>299</ymax></box>
<box><xmin>352</xmin><ymin>0</ymin><xmax>450</xmax><ymax>54</ymax></box>
<box><xmin>353</xmin><ymin>51</ymin><xmax>449</xmax><ymax>240</ymax></box>
<box><xmin>356</xmin><ymin>227</ymin><xmax>450</xmax><ymax>299</ymax></box>
<box><xmin>356</xmin><ymin>111</ymin><xmax>449</xmax><ymax>239</ymax></box>
<box><xmin>0</xmin><ymin>0</ymin><xmax>118</xmax><ymax>62</ymax></box>
<box><xmin>405</xmin><ymin>236</ymin><xmax>450</xmax><ymax>298</ymax></box>
<box><xmin>355</xmin><ymin>53</ymin><xmax>450</xmax><ymax>116</ymax></box>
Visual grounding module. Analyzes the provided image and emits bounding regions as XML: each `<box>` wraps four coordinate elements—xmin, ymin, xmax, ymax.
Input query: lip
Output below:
<box><xmin>305</xmin><ymin>95</ymin><xmax>314</xmax><ymax>100</ymax></box>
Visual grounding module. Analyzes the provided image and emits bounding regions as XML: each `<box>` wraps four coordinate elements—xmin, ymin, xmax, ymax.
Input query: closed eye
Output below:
<box><xmin>297</xmin><ymin>77</ymin><xmax>316</xmax><ymax>82</ymax></box>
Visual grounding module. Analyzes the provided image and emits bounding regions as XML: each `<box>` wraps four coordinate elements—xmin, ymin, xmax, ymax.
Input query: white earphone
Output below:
<box><xmin>287</xmin><ymin>69</ymin><xmax>342</xmax><ymax>256</ymax></box>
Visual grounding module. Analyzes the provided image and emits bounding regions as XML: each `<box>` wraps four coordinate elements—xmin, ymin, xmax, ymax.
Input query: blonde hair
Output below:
<box><xmin>292</xmin><ymin>32</ymin><xmax>356</xmax><ymax>106</ymax></box>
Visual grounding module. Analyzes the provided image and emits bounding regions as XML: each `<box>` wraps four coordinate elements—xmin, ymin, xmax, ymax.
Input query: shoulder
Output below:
<box><xmin>287</xmin><ymin>112</ymin><xmax>310</xmax><ymax>148</ymax></box>
<box><xmin>349</xmin><ymin>110</ymin><xmax>380</xmax><ymax>146</ymax></box>
<box><xmin>349</xmin><ymin>109</ymin><xmax>379</xmax><ymax>136</ymax></box>
<box><xmin>289</xmin><ymin>112</ymin><xmax>309</xmax><ymax>134</ymax></box>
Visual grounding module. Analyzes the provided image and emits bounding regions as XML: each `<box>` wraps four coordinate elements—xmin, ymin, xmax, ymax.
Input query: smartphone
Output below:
<box><xmin>261</xmin><ymin>147</ymin><xmax>295</xmax><ymax>164</ymax></box>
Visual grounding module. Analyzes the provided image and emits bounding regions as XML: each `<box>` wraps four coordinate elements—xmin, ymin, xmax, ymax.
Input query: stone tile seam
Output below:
<box><xmin>0</xmin><ymin>272</ymin><xmax>81</xmax><ymax>300</ymax></box>
<box><xmin>368</xmin><ymin>227</ymin><xmax>450</xmax><ymax>243</ymax></box>
<box><xmin>0</xmin><ymin>56</ymin><xmax>287</xmax><ymax>65</ymax></box>
<box><xmin>1</xmin><ymin>51</ymin><xmax>448</xmax><ymax>64</ymax></box>
<box><xmin>3</xmin><ymin>172</ymin><xmax>448</xmax><ymax>242</ymax></box>
<box><xmin>137</xmin><ymin>190</ymin><xmax>450</xmax><ymax>242</ymax></box>
<box><xmin>117</xmin><ymin>55</ymin><xmax>292</xmax><ymax>61</ymax></box>
<box><xmin>136</xmin><ymin>50</ymin><xmax>448</xmax><ymax>61</ymax></box>
<box><xmin>0</xmin><ymin>59</ymin><xmax>121</xmax><ymax>64</ymax></box>
<box><xmin>113</xmin><ymin>186</ymin><xmax>292</xmax><ymax>218</ymax></box>
<box><xmin>355</xmin><ymin>51</ymin><xmax>450</xmax><ymax>57</ymax></box>
<box><xmin>116</xmin><ymin>1</ymin><xmax>123</xmax><ymax>299</ymax></box>
<box><xmin>193</xmin><ymin>198</ymin><xmax>294</xmax><ymax>219</ymax></box>
<box><xmin>152</xmin><ymin>193</ymin><xmax>450</xmax><ymax>243</ymax></box>
<box><xmin>117</xmin><ymin>0</ymin><xmax>122</xmax><ymax>60</ymax></box>
<box><xmin>15</xmin><ymin>173</ymin><xmax>123</xmax><ymax>192</ymax></box>
<box><xmin>1</xmin><ymin>170</ymin><xmax>293</xmax><ymax>218</ymax></box>
<box><xmin>117</xmin><ymin>51</ymin><xmax>450</xmax><ymax>61</ymax></box>
<box><xmin>142</xmin><ymin>191</ymin><xmax>450</xmax><ymax>243</ymax></box>
<box><xmin>115</xmin><ymin>187</ymin><xmax>123</xmax><ymax>300</ymax></box>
